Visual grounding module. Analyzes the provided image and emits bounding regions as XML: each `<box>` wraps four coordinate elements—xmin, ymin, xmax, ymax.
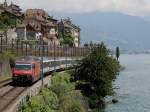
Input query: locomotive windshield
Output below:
<box><xmin>15</xmin><ymin>64</ymin><xmax>32</xmax><ymax>70</ymax></box>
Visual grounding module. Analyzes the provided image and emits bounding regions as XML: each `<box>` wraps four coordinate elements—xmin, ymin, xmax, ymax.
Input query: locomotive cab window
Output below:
<box><xmin>15</xmin><ymin>64</ymin><xmax>32</xmax><ymax>70</ymax></box>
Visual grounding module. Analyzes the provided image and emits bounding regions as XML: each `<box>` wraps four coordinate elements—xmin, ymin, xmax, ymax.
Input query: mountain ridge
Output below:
<box><xmin>50</xmin><ymin>11</ymin><xmax>150</xmax><ymax>52</ymax></box>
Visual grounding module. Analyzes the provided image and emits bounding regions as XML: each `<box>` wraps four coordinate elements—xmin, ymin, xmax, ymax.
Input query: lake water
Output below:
<box><xmin>104</xmin><ymin>54</ymin><xmax>150</xmax><ymax>112</ymax></box>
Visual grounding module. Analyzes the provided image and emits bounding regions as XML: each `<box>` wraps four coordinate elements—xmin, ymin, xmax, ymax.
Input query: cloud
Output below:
<box><xmin>1</xmin><ymin>0</ymin><xmax>150</xmax><ymax>17</ymax></box>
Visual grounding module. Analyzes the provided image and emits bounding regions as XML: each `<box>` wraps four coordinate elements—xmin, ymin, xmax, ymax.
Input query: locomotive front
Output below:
<box><xmin>12</xmin><ymin>61</ymin><xmax>34</xmax><ymax>84</ymax></box>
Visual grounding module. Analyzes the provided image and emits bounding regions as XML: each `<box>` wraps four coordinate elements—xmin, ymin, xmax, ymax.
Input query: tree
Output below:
<box><xmin>73</xmin><ymin>43</ymin><xmax>120</xmax><ymax>108</ymax></box>
<box><xmin>63</xmin><ymin>32</ymin><xmax>74</xmax><ymax>47</ymax></box>
<box><xmin>116</xmin><ymin>46</ymin><xmax>120</xmax><ymax>61</ymax></box>
<box><xmin>84</xmin><ymin>43</ymin><xmax>88</xmax><ymax>47</ymax></box>
<box><xmin>0</xmin><ymin>12</ymin><xmax>21</xmax><ymax>31</ymax></box>
<box><xmin>89</xmin><ymin>41</ymin><xmax>94</xmax><ymax>47</ymax></box>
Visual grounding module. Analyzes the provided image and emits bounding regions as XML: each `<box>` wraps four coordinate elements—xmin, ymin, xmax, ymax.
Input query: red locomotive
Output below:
<box><xmin>12</xmin><ymin>57</ymin><xmax>41</xmax><ymax>85</ymax></box>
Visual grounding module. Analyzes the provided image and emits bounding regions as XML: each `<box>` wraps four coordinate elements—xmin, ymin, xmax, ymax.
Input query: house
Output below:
<box><xmin>58</xmin><ymin>18</ymin><xmax>80</xmax><ymax>47</ymax></box>
<box><xmin>16</xmin><ymin>9</ymin><xmax>60</xmax><ymax>46</ymax></box>
<box><xmin>0</xmin><ymin>0</ymin><xmax>22</xmax><ymax>17</ymax></box>
<box><xmin>16</xmin><ymin>23</ymin><xmax>39</xmax><ymax>40</ymax></box>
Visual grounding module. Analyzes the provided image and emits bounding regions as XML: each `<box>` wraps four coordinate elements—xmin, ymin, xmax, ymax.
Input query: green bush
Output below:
<box><xmin>40</xmin><ymin>88</ymin><xmax>59</xmax><ymax>110</ymax></box>
<box><xmin>22</xmin><ymin>88</ymin><xmax>58</xmax><ymax>112</ymax></box>
<box><xmin>59</xmin><ymin>95</ymin><xmax>85</xmax><ymax>112</ymax></box>
<box><xmin>0</xmin><ymin>51</ymin><xmax>16</xmax><ymax>68</ymax></box>
<box><xmin>50</xmin><ymin>72</ymin><xmax>75</xmax><ymax>97</ymax></box>
<box><xmin>51</xmin><ymin>72</ymin><xmax>86</xmax><ymax>112</ymax></box>
<box><xmin>21</xmin><ymin>72</ymin><xmax>86</xmax><ymax>112</ymax></box>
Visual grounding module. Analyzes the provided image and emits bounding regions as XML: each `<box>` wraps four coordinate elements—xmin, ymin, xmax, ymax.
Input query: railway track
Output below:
<box><xmin>0</xmin><ymin>78</ymin><xmax>12</xmax><ymax>88</ymax></box>
<box><xmin>0</xmin><ymin>86</ymin><xmax>27</xmax><ymax>112</ymax></box>
<box><xmin>0</xmin><ymin>79</ymin><xmax>27</xmax><ymax>112</ymax></box>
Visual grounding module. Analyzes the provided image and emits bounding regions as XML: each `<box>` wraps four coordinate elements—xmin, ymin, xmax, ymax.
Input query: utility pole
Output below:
<box><xmin>41</xmin><ymin>36</ymin><xmax>44</xmax><ymax>86</ymax></box>
<box><xmin>54</xmin><ymin>41</ymin><xmax>56</xmax><ymax>72</ymax></box>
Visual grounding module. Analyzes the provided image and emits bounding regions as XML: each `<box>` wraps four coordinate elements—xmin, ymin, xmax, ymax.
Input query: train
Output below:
<box><xmin>12</xmin><ymin>56</ymin><xmax>77</xmax><ymax>85</ymax></box>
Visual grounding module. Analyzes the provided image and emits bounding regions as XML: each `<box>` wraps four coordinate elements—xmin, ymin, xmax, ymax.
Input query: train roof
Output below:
<box><xmin>16</xmin><ymin>56</ymin><xmax>41</xmax><ymax>61</ymax></box>
<box><xmin>16</xmin><ymin>56</ymin><xmax>79</xmax><ymax>63</ymax></box>
<box><xmin>16</xmin><ymin>56</ymin><xmax>41</xmax><ymax>64</ymax></box>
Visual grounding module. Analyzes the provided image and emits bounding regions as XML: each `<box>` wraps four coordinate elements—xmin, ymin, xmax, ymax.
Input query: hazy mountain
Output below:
<box><xmin>51</xmin><ymin>11</ymin><xmax>150</xmax><ymax>52</ymax></box>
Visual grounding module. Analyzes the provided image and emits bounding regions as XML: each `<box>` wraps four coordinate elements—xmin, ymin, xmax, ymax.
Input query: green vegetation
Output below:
<box><xmin>0</xmin><ymin>12</ymin><xmax>22</xmax><ymax>31</ymax></box>
<box><xmin>0</xmin><ymin>51</ymin><xmax>16</xmax><ymax>80</ymax></box>
<box><xmin>62</xmin><ymin>33</ymin><xmax>74</xmax><ymax>47</ymax></box>
<box><xmin>21</xmin><ymin>72</ymin><xmax>86</xmax><ymax>112</ymax></box>
<box><xmin>72</xmin><ymin>43</ymin><xmax>120</xmax><ymax>109</ymax></box>
<box><xmin>22</xmin><ymin>88</ymin><xmax>58</xmax><ymax>112</ymax></box>
<box><xmin>0</xmin><ymin>72</ymin><xmax>11</xmax><ymax>81</ymax></box>
<box><xmin>0</xmin><ymin>51</ymin><xmax>16</xmax><ymax>67</ymax></box>
<box><xmin>59</xmin><ymin>31</ymin><xmax>74</xmax><ymax>47</ymax></box>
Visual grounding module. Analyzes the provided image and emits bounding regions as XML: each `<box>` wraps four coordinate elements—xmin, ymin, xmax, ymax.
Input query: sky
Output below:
<box><xmin>1</xmin><ymin>0</ymin><xmax>150</xmax><ymax>18</ymax></box>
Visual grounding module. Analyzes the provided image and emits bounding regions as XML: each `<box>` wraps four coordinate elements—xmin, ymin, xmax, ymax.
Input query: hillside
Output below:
<box><xmin>52</xmin><ymin>12</ymin><xmax>150</xmax><ymax>52</ymax></box>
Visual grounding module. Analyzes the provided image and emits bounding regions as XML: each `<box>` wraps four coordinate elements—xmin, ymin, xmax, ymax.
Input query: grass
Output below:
<box><xmin>0</xmin><ymin>73</ymin><xmax>11</xmax><ymax>81</ymax></box>
<box><xmin>0</xmin><ymin>75</ymin><xmax>11</xmax><ymax>81</ymax></box>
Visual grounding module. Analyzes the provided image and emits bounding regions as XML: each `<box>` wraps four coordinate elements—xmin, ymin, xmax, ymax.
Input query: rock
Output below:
<box><xmin>112</xmin><ymin>99</ymin><xmax>118</xmax><ymax>103</ymax></box>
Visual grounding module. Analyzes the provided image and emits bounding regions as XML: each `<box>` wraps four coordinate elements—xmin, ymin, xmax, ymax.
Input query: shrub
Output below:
<box><xmin>22</xmin><ymin>88</ymin><xmax>58</xmax><ymax>112</ymax></box>
<box><xmin>0</xmin><ymin>51</ymin><xmax>16</xmax><ymax>67</ymax></box>
<box><xmin>59</xmin><ymin>95</ymin><xmax>86</xmax><ymax>112</ymax></box>
<box><xmin>22</xmin><ymin>72</ymin><xmax>87</xmax><ymax>112</ymax></box>
<box><xmin>50</xmin><ymin>72</ymin><xmax>75</xmax><ymax>97</ymax></box>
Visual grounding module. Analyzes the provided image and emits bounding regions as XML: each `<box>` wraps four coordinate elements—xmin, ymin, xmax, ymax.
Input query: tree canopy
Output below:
<box><xmin>72</xmin><ymin>43</ymin><xmax>120</xmax><ymax>108</ymax></box>
<box><xmin>0</xmin><ymin>12</ymin><xmax>21</xmax><ymax>31</ymax></box>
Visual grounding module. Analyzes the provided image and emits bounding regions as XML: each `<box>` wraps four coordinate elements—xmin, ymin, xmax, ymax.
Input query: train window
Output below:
<box><xmin>46</xmin><ymin>62</ymin><xmax>49</xmax><ymax>67</ymax></box>
<box><xmin>50</xmin><ymin>62</ymin><xmax>52</xmax><ymax>67</ymax></box>
<box><xmin>55</xmin><ymin>61</ymin><xmax>58</xmax><ymax>66</ymax></box>
<box><xmin>15</xmin><ymin>64</ymin><xmax>32</xmax><ymax>70</ymax></box>
<box><xmin>48</xmin><ymin>61</ymin><xmax>50</xmax><ymax>66</ymax></box>
<box><xmin>51</xmin><ymin>61</ymin><xmax>54</xmax><ymax>67</ymax></box>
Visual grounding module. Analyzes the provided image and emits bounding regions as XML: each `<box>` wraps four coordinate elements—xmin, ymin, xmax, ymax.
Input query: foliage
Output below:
<box><xmin>59</xmin><ymin>95</ymin><xmax>85</xmax><ymax>112</ymax></box>
<box><xmin>50</xmin><ymin>72</ymin><xmax>75</xmax><ymax>97</ymax></box>
<box><xmin>21</xmin><ymin>72</ymin><xmax>86</xmax><ymax>112</ymax></box>
<box><xmin>0</xmin><ymin>51</ymin><xmax>16</xmax><ymax>67</ymax></box>
<box><xmin>40</xmin><ymin>88</ymin><xmax>59</xmax><ymax>110</ymax></box>
<box><xmin>58</xmin><ymin>31</ymin><xmax>74</xmax><ymax>47</ymax></box>
<box><xmin>22</xmin><ymin>88</ymin><xmax>58</xmax><ymax>112</ymax></box>
<box><xmin>72</xmin><ymin>43</ymin><xmax>120</xmax><ymax>108</ymax></box>
<box><xmin>0</xmin><ymin>11</ymin><xmax>22</xmax><ymax>31</ymax></box>
<box><xmin>63</xmin><ymin>32</ymin><xmax>74</xmax><ymax>47</ymax></box>
<box><xmin>53</xmin><ymin>72</ymin><xmax>85</xmax><ymax>112</ymax></box>
<box><xmin>0</xmin><ymin>12</ymin><xmax>19</xmax><ymax>30</ymax></box>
